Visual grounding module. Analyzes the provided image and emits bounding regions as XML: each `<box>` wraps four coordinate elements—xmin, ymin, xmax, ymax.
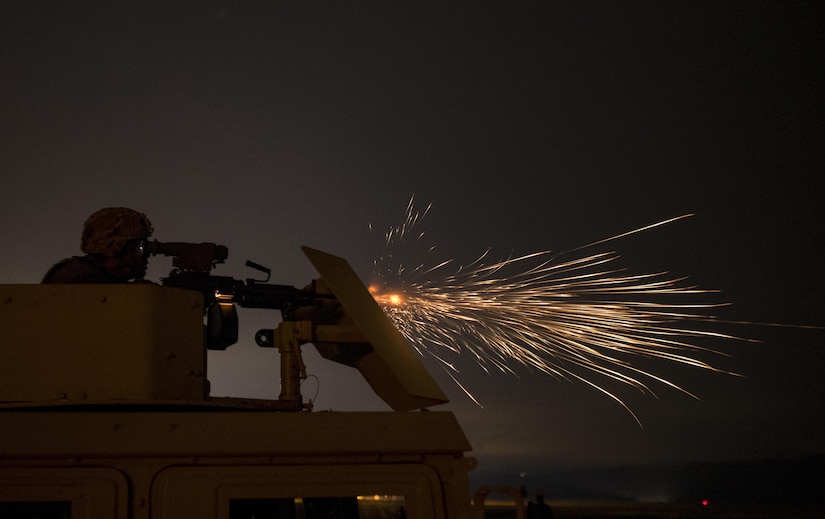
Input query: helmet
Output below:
<box><xmin>81</xmin><ymin>207</ymin><xmax>153</xmax><ymax>256</ymax></box>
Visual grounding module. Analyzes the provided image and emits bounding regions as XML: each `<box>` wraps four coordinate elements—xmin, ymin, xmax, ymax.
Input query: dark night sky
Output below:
<box><xmin>2</xmin><ymin>1</ymin><xmax>824</xmax><ymax>500</ymax></box>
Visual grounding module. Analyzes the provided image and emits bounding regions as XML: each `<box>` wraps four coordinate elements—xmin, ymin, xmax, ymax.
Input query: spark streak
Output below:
<box><xmin>370</xmin><ymin>198</ymin><xmax>741</xmax><ymax>424</ymax></box>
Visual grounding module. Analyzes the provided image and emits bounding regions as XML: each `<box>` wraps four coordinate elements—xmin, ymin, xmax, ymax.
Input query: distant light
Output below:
<box><xmin>701</xmin><ymin>499</ymin><xmax>709</xmax><ymax>507</ymax></box>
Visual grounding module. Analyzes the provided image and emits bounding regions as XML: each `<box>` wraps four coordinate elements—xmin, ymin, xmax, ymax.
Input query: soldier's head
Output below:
<box><xmin>81</xmin><ymin>207</ymin><xmax>153</xmax><ymax>280</ymax></box>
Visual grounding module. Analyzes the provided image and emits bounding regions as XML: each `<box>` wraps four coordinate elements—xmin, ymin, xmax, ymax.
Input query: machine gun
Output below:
<box><xmin>147</xmin><ymin>240</ymin><xmax>330</xmax><ymax>350</ymax></box>
<box><xmin>145</xmin><ymin>240</ymin><xmax>448</xmax><ymax>412</ymax></box>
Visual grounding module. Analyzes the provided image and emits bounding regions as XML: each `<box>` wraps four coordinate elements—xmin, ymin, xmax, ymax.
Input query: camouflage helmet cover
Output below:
<box><xmin>81</xmin><ymin>207</ymin><xmax>153</xmax><ymax>256</ymax></box>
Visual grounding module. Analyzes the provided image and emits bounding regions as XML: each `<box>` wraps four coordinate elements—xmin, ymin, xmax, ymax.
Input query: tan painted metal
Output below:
<box><xmin>302</xmin><ymin>245</ymin><xmax>449</xmax><ymax>410</ymax></box>
<box><xmin>1</xmin><ymin>284</ymin><xmax>206</xmax><ymax>404</ymax></box>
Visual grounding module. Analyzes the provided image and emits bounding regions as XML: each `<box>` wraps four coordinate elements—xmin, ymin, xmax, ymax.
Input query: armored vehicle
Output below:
<box><xmin>0</xmin><ymin>246</ymin><xmax>509</xmax><ymax>519</ymax></box>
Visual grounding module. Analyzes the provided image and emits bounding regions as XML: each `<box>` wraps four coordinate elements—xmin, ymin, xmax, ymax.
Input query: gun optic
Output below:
<box><xmin>147</xmin><ymin>240</ymin><xmax>228</xmax><ymax>272</ymax></box>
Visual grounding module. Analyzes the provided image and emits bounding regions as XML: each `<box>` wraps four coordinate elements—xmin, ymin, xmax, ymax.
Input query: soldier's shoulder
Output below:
<box><xmin>42</xmin><ymin>256</ymin><xmax>113</xmax><ymax>283</ymax></box>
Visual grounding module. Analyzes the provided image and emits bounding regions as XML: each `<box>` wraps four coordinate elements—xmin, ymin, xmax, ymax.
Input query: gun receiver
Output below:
<box><xmin>150</xmin><ymin>241</ymin><xmax>327</xmax><ymax>350</ymax></box>
<box><xmin>161</xmin><ymin>270</ymin><xmax>319</xmax><ymax>313</ymax></box>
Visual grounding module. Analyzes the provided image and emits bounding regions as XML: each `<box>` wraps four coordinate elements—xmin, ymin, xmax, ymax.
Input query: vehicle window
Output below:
<box><xmin>154</xmin><ymin>464</ymin><xmax>437</xmax><ymax>518</ymax></box>
<box><xmin>0</xmin><ymin>466</ymin><xmax>127</xmax><ymax>519</ymax></box>
<box><xmin>0</xmin><ymin>501</ymin><xmax>71</xmax><ymax>519</ymax></box>
<box><xmin>229</xmin><ymin>495</ymin><xmax>406</xmax><ymax>519</ymax></box>
<box><xmin>229</xmin><ymin>497</ymin><xmax>294</xmax><ymax>518</ymax></box>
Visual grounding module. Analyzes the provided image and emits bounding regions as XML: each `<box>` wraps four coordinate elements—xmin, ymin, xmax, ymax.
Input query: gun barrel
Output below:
<box><xmin>235</xmin><ymin>283</ymin><xmax>315</xmax><ymax>310</ymax></box>
<box><xmin>160</xmin><ymin>271</ymin><xmax>317</xmax><ymax>313</ymax></box>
